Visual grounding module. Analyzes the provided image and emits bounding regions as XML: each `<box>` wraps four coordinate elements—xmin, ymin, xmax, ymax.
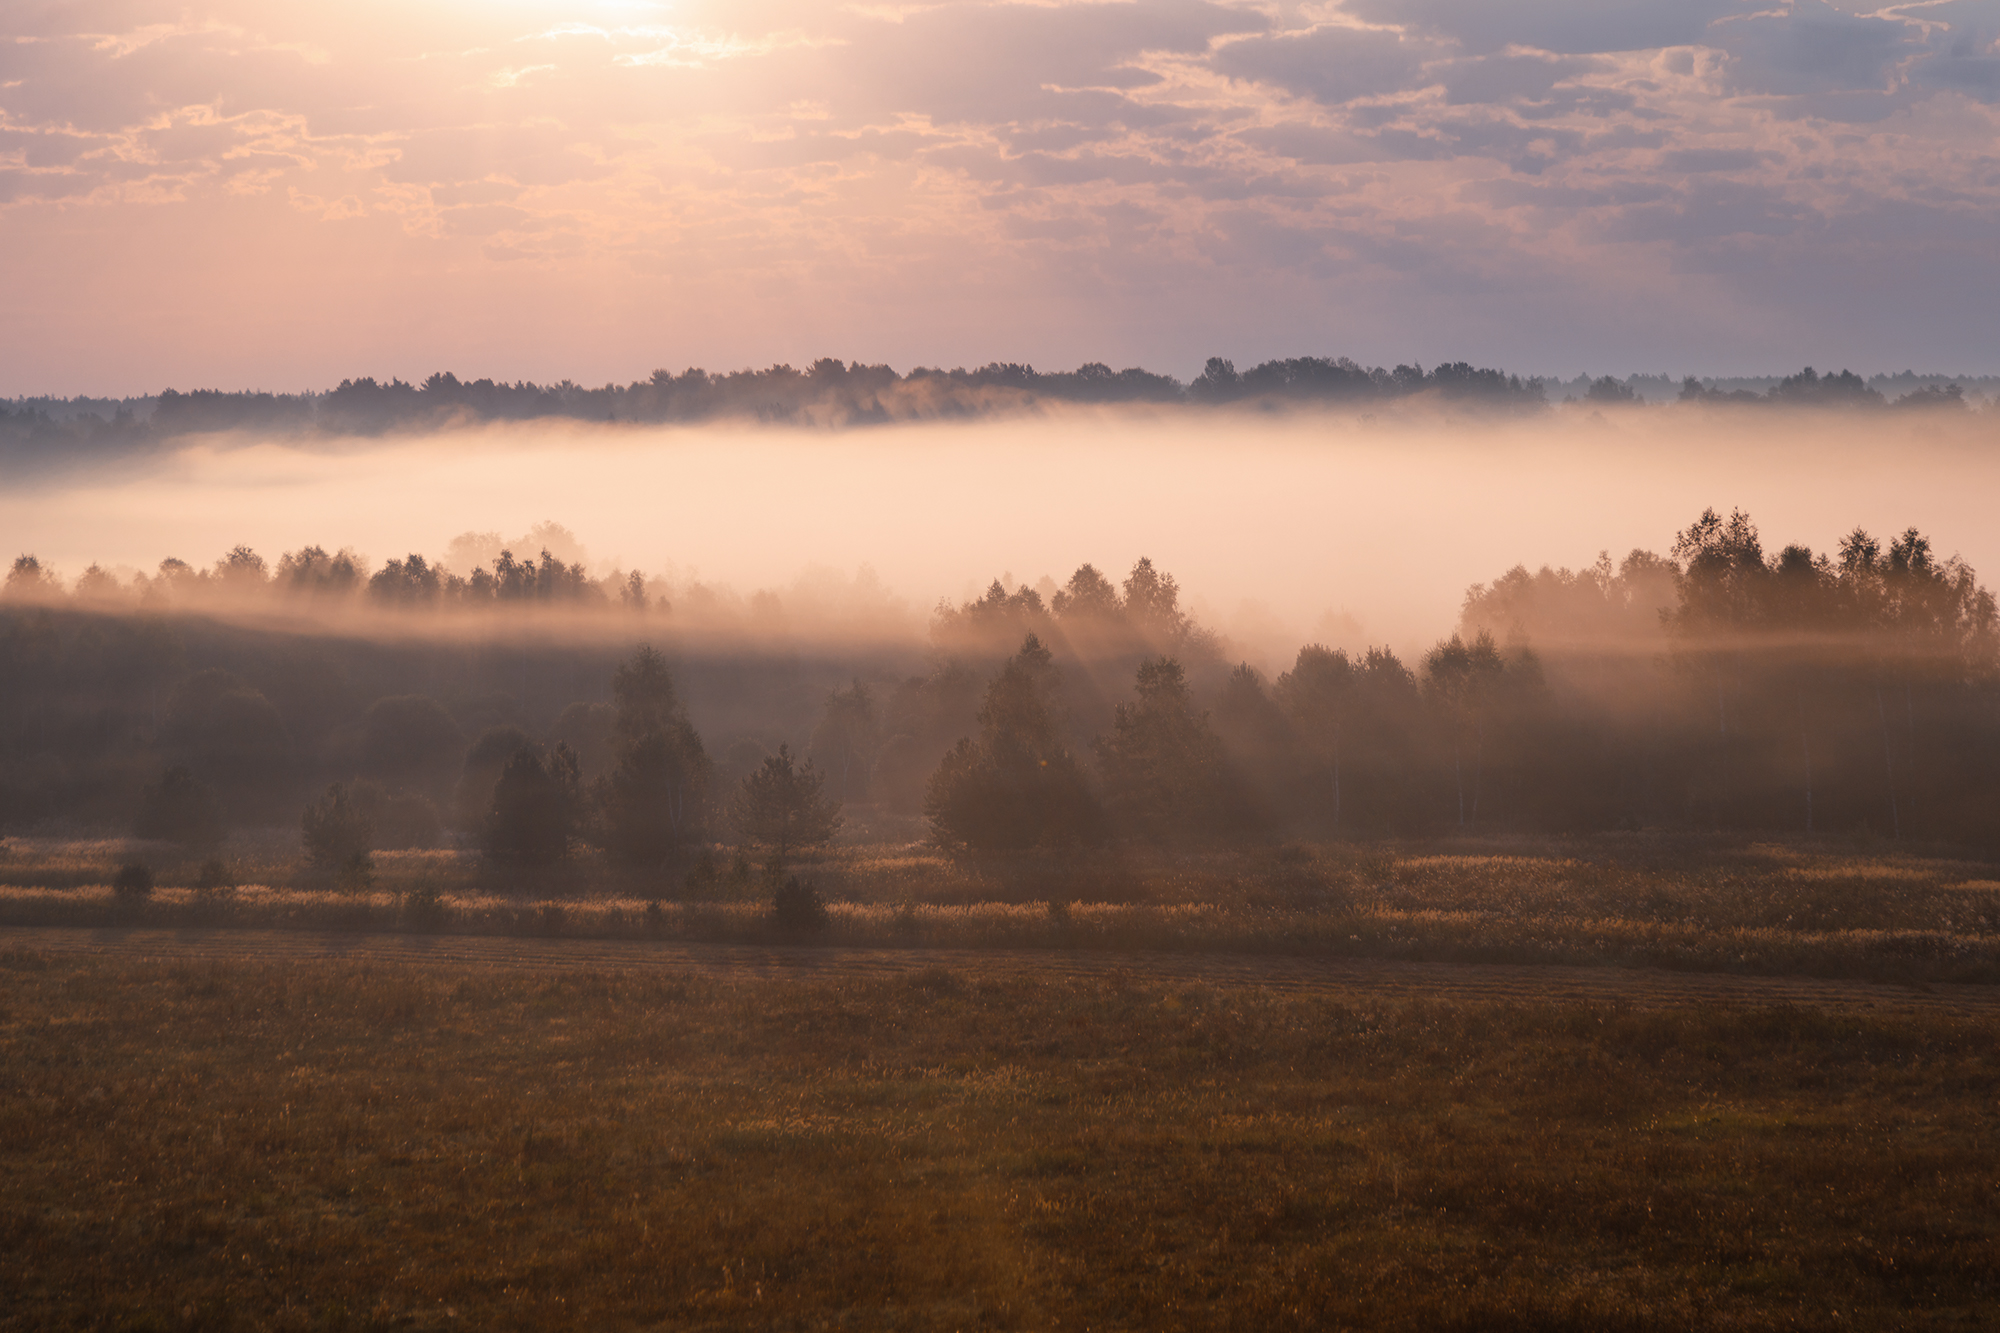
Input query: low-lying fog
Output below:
<box><xmin>6</xmin><ymin>404</ymin><xmax>1996</xmax><ymax>663</ymax></box>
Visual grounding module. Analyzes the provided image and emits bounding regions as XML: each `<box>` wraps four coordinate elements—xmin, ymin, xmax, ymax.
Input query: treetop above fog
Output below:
<box><xmin>9</xmin><ymin>355</ymin><xmax>1985</xmax><ymax>451</ymax></box>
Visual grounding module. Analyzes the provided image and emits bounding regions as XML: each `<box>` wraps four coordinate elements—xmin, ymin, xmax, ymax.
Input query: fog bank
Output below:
<box><xmin>5</xmin><ymin>404</ymin><xmax>1996</xmax><ymax>664</ymax></box>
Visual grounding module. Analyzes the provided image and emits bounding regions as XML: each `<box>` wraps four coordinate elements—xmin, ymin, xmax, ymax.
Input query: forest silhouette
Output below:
<box><xmin>3</xmin><ymin>507</ymin><xmax>1997</xmax><ymax>857</ymax></box>
<box><xmin>5</xmin><ymin>357</ymin><xmax>1989</xmax><ymax>463</ymax></box>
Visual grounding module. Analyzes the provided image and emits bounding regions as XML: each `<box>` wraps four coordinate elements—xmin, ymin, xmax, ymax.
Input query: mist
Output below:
<box><xmin>5</xmin><ymin>402</ymin><xmax>1998</xmax><ymax>664</ymax></box>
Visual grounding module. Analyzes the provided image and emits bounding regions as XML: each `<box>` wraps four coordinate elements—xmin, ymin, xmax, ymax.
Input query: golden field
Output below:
<box><xmin>2</xmin><ymin>952</ymin><xmax>1997</xmax><ymax>1330</ymax></box>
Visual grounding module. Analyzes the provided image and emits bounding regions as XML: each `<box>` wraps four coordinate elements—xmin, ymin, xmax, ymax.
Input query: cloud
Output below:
<box><xmin>1340</xmin><ymin>0</ymin><xmax>1762</xmax><ymax>56</ymax></box>
<box><xmin>1437</xmin><ymin>51</ymin><xmax>1606</xmax><ymax>106</ymax></box>
<box><xmin>1659</xmin><ymin>147</ymin><xmax>1774</xmax><ymax>172</ymax></box>
<box><xmin>1716</xmin><ymin>1</ymin><xmax>1927</xmax><ymax>98</ymax></box>
<box><xmin>1212</xmin><ymin>24</ymin><xmax>1438</xmax><ymax>104</ymax></box>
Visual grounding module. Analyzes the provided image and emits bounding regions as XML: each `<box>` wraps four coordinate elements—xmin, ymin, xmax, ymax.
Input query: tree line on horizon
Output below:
<box><xmin>3</xmin><ymin>508</ymin><xmax>1999</xmax><ymax>856</ymax></box>
<box><xmin>6</xmin><ymin>356</ymin><xmax>1987</xmax><ymax>453</ymax></box>
<box><xmin>5</xmin><ymin>540</ymin><xmax>656</xmax><ymax>617</ymax></box>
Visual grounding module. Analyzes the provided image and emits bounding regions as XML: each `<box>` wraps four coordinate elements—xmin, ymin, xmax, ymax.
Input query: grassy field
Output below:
<box><xmin>1</xmin><ymin>951</ymin><xmax>1996</xmax><ymax>1330</ymax></box>
<box><xmin>3</xmin><ymin>832</ymin><xmax>1998</xmax><ymax>984</ymax></box>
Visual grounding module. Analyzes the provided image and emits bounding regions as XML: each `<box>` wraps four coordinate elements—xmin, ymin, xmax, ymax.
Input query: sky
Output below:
<box><xmin>4</xmin><ymin>0</ymin><xmax>2000</xmax><ymax>394</ymax></box>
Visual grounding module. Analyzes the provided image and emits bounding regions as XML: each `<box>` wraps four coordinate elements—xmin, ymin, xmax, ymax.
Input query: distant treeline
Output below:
<box><xmin>4</xmin><ymin>543</ymin><xmax>656</xmax><ymax>618</ymax></box>
<box><xmin>4</xmin><ymin>509</ymin><xmax>1998</xmax><ymax>854</ymax></box>
<box><xmin>5</xmin><ymin>356</ymin><xmax>1989</xmax><ymax>452</ymax></box>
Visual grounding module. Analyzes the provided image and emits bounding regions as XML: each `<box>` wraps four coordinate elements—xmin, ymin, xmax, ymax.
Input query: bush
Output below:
<box><xmin>772</xmin><ymin>876</ymin><xmax>829</xmax><ymax>936</ymax></box>
<box><xmin>112</xmin><ymin>863</ymin><xmax>154</xmax><ymax>902</ymax></box>
<box><xmin>402</xmin><ymin>883</ymin><xmax>447</xmax><ymax>930</ymax></box>
<box><xmin>194</xmin><ymin>858</ymin><xmax>236</xmax><ymax>892</ymax></box>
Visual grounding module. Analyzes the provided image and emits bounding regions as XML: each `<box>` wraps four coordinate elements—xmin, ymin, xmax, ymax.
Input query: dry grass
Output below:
<box><xmin>1</xmin><ymin>951</ymin><xmax>1996</xmax><ymax>1329</ymax></box>
<box><xmin>2</xmin><ymin>833</ymin><xmax>1999</xmax><ymax>983</ymax></box>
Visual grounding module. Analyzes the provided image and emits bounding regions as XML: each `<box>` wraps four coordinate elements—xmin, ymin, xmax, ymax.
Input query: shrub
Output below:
<box><xmin>194</xmin><ymin>859</ymin><xmax>236</xmax><ymax>892</ymax></box>
<box><xmin>772</xmin><ymin>876</ymin><xmax>829</xmax><ymax>936</ymax></box>
<box><xmin>111</xmin><ymin>863</ymin><xmax>154</xmax><ymax>902</ymax></box>
<box><xmin>402</xmin><ymin>883</ymin><xmax>447</xmax><ymax>930</ymax></box>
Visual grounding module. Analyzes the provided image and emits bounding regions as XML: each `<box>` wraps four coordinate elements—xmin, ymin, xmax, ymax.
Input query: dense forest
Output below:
<box><xmin>5</xmin><ymin>358</ymin><xmax>1992</xmax><ymax>458</ymax></box>
<box><xmin>3</xmin><ymin>507</ymin><xmax>1996</xmax><ymax>860</ymax></box>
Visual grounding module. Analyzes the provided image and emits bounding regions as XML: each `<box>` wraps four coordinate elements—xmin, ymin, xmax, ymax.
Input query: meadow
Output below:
<box><xmin>1</xmin><ymin>950</ymin><xmax>1996</xmax><ymax>1330</ymax></box>
<box><xmin>7</xmin><ymin>832</ymin><xmax>1997</xmax><ymax>1326</ymax></box>
<box><xmin>2</xmin><ymin>833</ymin><xmax>1998</xmax><ymax>985</ymax></box>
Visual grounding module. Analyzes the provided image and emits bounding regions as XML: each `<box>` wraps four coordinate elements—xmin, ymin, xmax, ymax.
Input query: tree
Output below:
<box><xmin>163</xmin><ymin>669</ymin><xmax>291</xmax><ymax>803</ymax></box>
<box><xmin>1094</xmin><ymin>657</ymin><xmax>1238</xmax><ymax>843</ymax></box>
<box><xmin>1209</xmin><ymin>663</ymin><xmax>1295</xmax><ymax>832</ymax></box>
<box><xmin>809</xmin><ymin>679</ymin><xmax>878</xmax><ymax>803</ymax></box>
<box><xmin>368</xmin><ymin>554</ymin><xmax>443</xmax><ymax>607</ymax></box>
<box><xmin>5</xmin><ymin>555</ymin><xmax>61</xmax><ymax>600</ymax></box>
<box><xmin>454</xmin><ymin>725</ymin><xmax>536</xmax><ymax>830</ymax></box>
<box><xmin>731</xmin><ymin>744</ymin><xmax>842</xmax><ymax>855</ymax></box>
<box><xmin>552</xmin><ymin>701</ymin><xmax>617</xmax><ymax>780</ymax></box>
<box><xmin>359</xmin><ymin>695</ymin><xmax>464</xmax><ymax>796</ymax></box>
<box><xmin>1121</xmin><ymin>557</ymin><xmax>1186</xmax><ymax>641</ymax></box>
<box><xmin>134</xmin><ymin>766</ymin><xmax>224</xmax><ymax>851</ymax></box>
<box><xmin>276</xmin><ymin>545</ymin><xmax>364</xmax><ymax>597</ymax></box>
<box><xmin>345</xmin><ymin>780</ymin><xmax>444</xmax><ymax>849</ymax></box>
<box><xmin>612</xmin><ymin>644</ymin><xmax>685</xmax><ymax>743</ymax></box>
<box><xmin>483</xmin><ymin>745</ymin><xmax>581</xmax><ymax>865</ymax></box>
<box><xmin>924</xmin><ymin>635</ymin><xmax>1104</xmax><ymax>851</ymax></box>
<box><xmin>601</xmin><ymin>646</ymin><xmax>712</xmax><ymax>865</ymax></box>
<box><xmin>1276</xmin><ymin>645</ymin><xmax>1356</xmax><ymax>833</ymax></box>
<box><xmin>1421</xmin><ymin>631</ymin><xmax>1514</xmax><ymax>829</ymax></box>
<box><xmin>213</xmin><ymin>545</ymin><xmax>269</xmax><ymax>594</ymax></box>
<box><xmin>302</xmin><ymin>782</ymin><xmax>374</xmax><ymax>868</ymax></box>
<box><xmin>1051</xmin><ymin>563</ymin><xmax>1121</xmax><ymax>621</ymax></box>
<box><xmin>1189</xmin><ymin>356</ymin><xmax>1240</xmax><ymax>402</ymax></box>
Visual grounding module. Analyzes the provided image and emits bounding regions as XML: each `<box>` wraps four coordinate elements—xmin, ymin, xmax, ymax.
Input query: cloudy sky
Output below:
<box><xmin>4</xmin><ymin>0</ymin><xmax>1998</xmax><ymax>393</ymax></box>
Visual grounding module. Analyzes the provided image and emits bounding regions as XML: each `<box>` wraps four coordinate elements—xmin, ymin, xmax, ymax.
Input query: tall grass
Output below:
<box><xmin>3</xmin><ymin>833</ymin><xmax>1998</xmax><ymax>983</ymax></box>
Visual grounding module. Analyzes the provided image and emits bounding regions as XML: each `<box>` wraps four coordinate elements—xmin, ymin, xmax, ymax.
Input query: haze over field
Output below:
<box><xmin>6</xmin><ymin>404</ymin><xmax>1998</xmax><ymax>661</ymax></box>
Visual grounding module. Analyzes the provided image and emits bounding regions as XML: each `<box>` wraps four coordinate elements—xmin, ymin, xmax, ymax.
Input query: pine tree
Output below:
<box><xmin>730</xmin><ymin>744</ymin><xmax>842</xmax><ymax>855</ymax></box>
<box><xmin>602</xmin><ymin>646</ymin><xmax>712</xmax><ymax>864</ymax></box>
<box><xmin>924</xmin><ymin>634</ymin><xmax>1104</xmax><ymax>851</ymax></box>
